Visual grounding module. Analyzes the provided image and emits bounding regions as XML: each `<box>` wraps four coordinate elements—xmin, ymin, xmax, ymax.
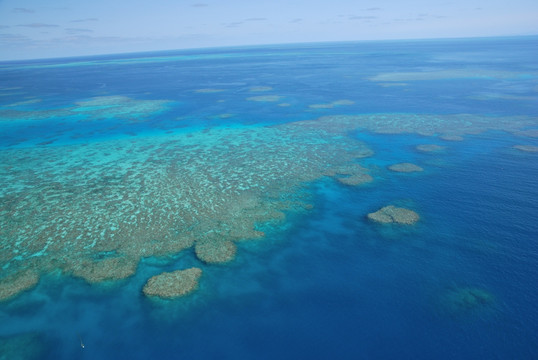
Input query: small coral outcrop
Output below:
<box><xmin>367</xmin><ymin>205</ymin><xmax>419</xmax><ymax>225</ymax></box>
<box><xmin>0</xmin><ymin>269</ymin><xmax>40</xmax><ymax>302</ymax></box>
<box><xmin>143</xmin><ymin>267</ymin><xmax>202</xmax><ymax>299</ymax></box>
<box><xmin>513</xmin><ymin>145</ymin><xmax>538</xmax><ymax>152</ymax></box>
<box><xmin>195</xmin><ymin>239</ymin><xmax>237</xmax><ymax>264</ymax></box>
<box><xmin>388</xmin><ymin>163</ymin><xmax>423</xmax><ymax>173</ymax></box>
<box><xmin>442</xmin><ymin>287</ymin><xmax>494</xmax><ymax>313</ymax></box>
<box><xmin>416</xmin><ymin>144</ymin><xmax>445</xmax><ymax>152</ymax></box>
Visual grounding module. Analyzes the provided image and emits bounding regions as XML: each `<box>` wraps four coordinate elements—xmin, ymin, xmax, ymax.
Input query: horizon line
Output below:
<box><xmin>2</xmin><ymin>33</ymin><xmax>537</xmax><ymax>63</ymax></box>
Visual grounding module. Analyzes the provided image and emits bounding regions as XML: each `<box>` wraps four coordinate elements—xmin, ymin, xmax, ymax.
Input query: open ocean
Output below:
<box><xmin>1</xmin><ymin>37</ymin><xmax>537</xmax><ymax>359</ymax></box>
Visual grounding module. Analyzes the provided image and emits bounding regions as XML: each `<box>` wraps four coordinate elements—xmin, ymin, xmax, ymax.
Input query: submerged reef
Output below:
<box><xmin>440</xmin><ymin>135</ymin><xmax>464</xmax><ymax>141</ymax></box>
<box><xmin>388</xmin><ymin>163</ymin><xmax>423</xmax><ymax>173</ymax></box>
<box><xmin>416</xmin><ymin>144</ymin><xmax>445</xmax><ymax>152</ymax></box>
<box><xmin>513</xmin><ymin>145</ymin><xmax>538</xmax><ymax>152</ymax></box>
<box><xmin>70</xmin><ymin>256</ymin><xmax>139</xmax><ymax>283</ymax></box>
<box><xmin>337</xmin><ymin>174</ymin><xmax>373</xmax><ymax>186</ymax></box>
<box><xmin>327</xmin><ymin>163</ymin><xmax>373</xmax><ymax>186</ymax></box>
<box><xmin>2</xmin><ymin>107</ymin><xmax>537</xmax><ymax>300</ymax></box>
<box><xmin>143</xmin><ymin>268</ymin><xmax>202</xmax><ymax>299</ymax></box>
<box><xmin>367</xmin><ymin>205</ymin><xmax>420</xmax><ymax>225</ymax></box>
<box><xmin>249</xmin><ymin>86</ymin><xmax>273</xmax><ymax>92</ymax></box>
<box><xmin>441</xmin><ymin>287</ymin><xmax>494</xmax><ymax>313</ymax></box>
<box><xmin>285</xmin><ymin>113</ymin><xmax>538</xmax><ymax>140</ymax></box>
<box><xmin>0</xmin><ymin>269</ymin><xmax>39</xmax><ymax>302</ymax></box>
<box><xmin>246</xmin><ymin>95</ymin><xmax>282</xmax><ymax>102</ymax></box>
<box><xmin>195</xmin><ymin>239</ymin><xmax>237</xmax><ymax>264</ymax></box>
<box><xmin>368</xmin><ymin>69</ymin><xmax>536</xmax><ymax>82</ymax></box>
<box><xmin>0</xmin><ymin>95</ymin><xmax>173</xmax><ymax>124</ymax></box>
<box><xmin>194</xmin><ymin>88</ymin><xmax>225</xmax><ymax>93</ymax></box>
<box><xmin>0</xmin><ymin>102</ymin><xmax>376</xmax><ymax>300</ymax></box>
<box><xmin>0</xmin><ymin>332</ymin><xmax>45</xmax><ymax>360</ymax></box>
<box><xmin>309</xmin><ymin>99</ymin><xmax>354</xmax><ymax>109</ymax></box>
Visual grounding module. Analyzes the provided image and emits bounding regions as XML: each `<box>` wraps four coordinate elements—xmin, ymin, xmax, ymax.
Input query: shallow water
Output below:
<box><xmin>1</xmin><ymin>37</ymin><xmax>538</xmax><ymax>359</ymax></box>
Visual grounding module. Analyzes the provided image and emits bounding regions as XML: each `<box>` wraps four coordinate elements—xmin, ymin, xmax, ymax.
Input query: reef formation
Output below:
<box><xmin>309</xmin><ymin>99</ymin><xmax>355</xmax><ymax>109</ymax></box>
<box><xmin>0</xmin><ymin>332</ymin><xmax>45</xmax><ymax>360</ymax></box>
<box><xmin>388</xmin><ymin>163</ymin><xmax>423</xmax><ymax>173</ymax></box>
<box><xmin>246</xmin><ymin>95</ymin><xmax>282</xmax><ymax>102</ymax></box>
<box><xmin>143</xmin><ymin>268</ymin><xmax>202</xmax><ymax>299</ymax></box>
<box><xmin>513</xmin><ymin>145</ymin><xmax>538</xmax><ymax>152</ymax></box>
<box><xmin>416</xmin><ymin>144</ymin><xmax>445</xmax><ymax>152</ymax></box>
<box><xmin>2</xmin><ymin>101</ymin><xmax>538</xmax><ymax>300</ymax></box>
<box><xmin>367</xmin><ymin>205</ymin><xmax>420</xmax><ymax>225</ymax></box>
<box><xmin>441</xmin><ymin>287</ymin><xmax>494</xmax><ymax>313</ymax></box>
<box><xmin>0</xmin><ymin>97</ymin><xmax>377</xmax><ymax>300</ymax></box>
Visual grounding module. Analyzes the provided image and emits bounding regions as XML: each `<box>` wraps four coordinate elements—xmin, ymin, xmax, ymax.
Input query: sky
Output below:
<box><xmin>0</xmin><ymin>0</ymin><xmax>537</xmax><ymax>60</ymax></box>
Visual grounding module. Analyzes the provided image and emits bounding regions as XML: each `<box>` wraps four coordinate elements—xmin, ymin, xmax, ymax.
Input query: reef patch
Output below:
<box><xmin>440</xmin><ymin>135</ymin><xmax>464</xmax><ymax>141</ymax></box>
<box><xmin>143</xmin><ymin>267</ymin><xmax>202</xmax><ymax>299</ymax></box>
<box><xmin>246</xmin><ymin>95</ymin><xmax>282</xmax><ymax>102</ymax></box>
<box><xmin>514</xmin><ymin>145</ymin><xmax>538</xmax><ymax>152</ymax></box>
<box><xmin>388</xmin><ymin>163</ymin><xmax>424</xmax><ymax>173</ymax></box>
<box><xmin>195</xmin><ymin>239</ymin><xmax>237</xmax><ymax>264</ymax></box>
<box><xmin>249</xmin><ymin>86</ymin><xmax>273</xmax><ymax>92</ymax></box>
<box><xmin>367</xmin><ymin>205</ymin><xmax>419</xmax><ymax>225</ymax></box>
<box><xmin>416</xmin><ymin>144</ymin><xmax>445</xmax><ymax>152</ymax></box>
<box><xmin>0</xmin><ymin>269</ymin><xmax>40</xmax><ymax>302</ymax></box>
<box><xmin>441</xmin><ymin>286</ymin><xmax>495</xmax><ymax>313</ymax></box>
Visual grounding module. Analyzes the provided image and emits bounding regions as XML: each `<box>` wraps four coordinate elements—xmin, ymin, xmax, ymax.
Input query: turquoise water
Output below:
<box><xmin>1</xmin><ymin>37</ymin><xmax>538</xmax><ymax>359</ymax></box>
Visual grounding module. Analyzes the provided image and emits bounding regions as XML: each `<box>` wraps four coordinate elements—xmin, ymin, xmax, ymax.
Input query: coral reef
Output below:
<box><xmin>416</xmin><ymin>144</ymin><xmax>445</xmax><ymax>152</ymax></box>
<box><xmin>309</xmin><ymin>99</ymin><xmax>354</xmax><ymax>109</ymax></box>
<box><xmin>514</xmin><ymin>145</ymin><xmax>538</xmax><ymax>152</ymax></box>
<box><xmin>442</xmin><ymin>287</ymin><xmax>494</xmax><ymax>312</ymax></box>
<box><xmin>143</xmin><ymin>268</ymin><xmax>202</xmax><ymax>299</ymax></box>
<box><xmin>3</xmin><ymin>103</ymin><xmax>538</xmax><ymax>300</ymax></box>
<box><xmin>337</xmin><ymin>174</ymin><xmax>373</xmax><ymax>186</ymax></box>
<box><xmin>195</xmin><ymin>88</ymin><xmax>225</xmax><ymax>93</ymax></box>
<box><xmin>285</xmin><ymin>113</ymin><xmax>538</xmax><ymax>139</ymax></box>
<box><xmin>0</xmin><ymin>105</ymin><xmax>376</xmax><ymax>299</ymax></box>
<box><xmin>249</xmin><ymin>86</ymin><xmax>273</xmax><ymax>92</ymax></box>
<box><xmin>0</xmin><ymin>95</ymin><xmax>173</xmax><ymax>123</ymax></box>
<box><xmin>246</xmin><ymin>95</ymin><xmax>282</xmax><ymax>102</ymax></box>
<box><xmin>70</xmin><ymin>256</ymin><xmax>139</xmax><ymax>283</ymax></box>
<box><xmin>195</xmin><ymin>239</ymin><xmax>237</xmax><ymax>264</ymax></box>
<box><xmin>388</xmin><ymin>163</ymin><xmax>423</xmax><ymax>173</ymax></box>
<box><xmin>368</xmin><ymin>69</ymin><xmax>534</xmax><ymax>82</ymax></box>
<box><xmin>367</xmin><ymin>205</ymin><xmax>419</xmax><ymax>225</ymax></box>
<box><xmin>0</xmin><ymin>269</ymin><xmax>39</xmax><ymax>302</ymax></box>
<box><xmin>0</xmin><ymin>333</ymin><xmax>45</xmax><ymax>360</ymax></box>
<box><xmin>440</xmin><ymin>135</ymin><xmax>464</xmax><ymax>141</ymax></box>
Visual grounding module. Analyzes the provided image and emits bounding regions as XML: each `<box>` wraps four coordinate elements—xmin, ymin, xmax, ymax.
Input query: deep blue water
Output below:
<box><xmin>1</xmin><ymin>37</ymin><xmax>538</xmax><ymax>359</ymax></box>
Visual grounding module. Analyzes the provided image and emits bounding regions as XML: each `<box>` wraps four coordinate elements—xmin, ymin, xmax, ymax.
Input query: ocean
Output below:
<box><xmin>1</xmin><ymin>36</ymin><xmax>537</xmax><ymax>359</ymax></box>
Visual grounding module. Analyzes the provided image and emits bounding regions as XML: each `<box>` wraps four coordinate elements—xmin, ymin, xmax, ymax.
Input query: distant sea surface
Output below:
<box><xmin>1</xmin><ymin>37</ymin><xmax>538</xmax><ymax>359</ymax></box>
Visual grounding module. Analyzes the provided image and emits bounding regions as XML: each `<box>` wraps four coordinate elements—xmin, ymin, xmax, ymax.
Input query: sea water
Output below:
<box><xmin>1</xmin><ymin>37</ymin><xmax>537</xmax><ymax>359</ymax></box>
